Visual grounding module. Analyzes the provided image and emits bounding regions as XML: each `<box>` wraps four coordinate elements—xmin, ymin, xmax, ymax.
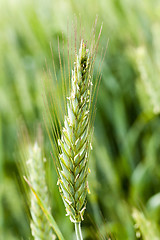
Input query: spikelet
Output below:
<box><xmin>57</xmin><ymin>40</ymin><xmax>93</xmax><ymax>223</ymax></box>
<box><xmin>27</xmin><ymin>142</ymin><xmax>54</xmax><ymax>240</ymax></box>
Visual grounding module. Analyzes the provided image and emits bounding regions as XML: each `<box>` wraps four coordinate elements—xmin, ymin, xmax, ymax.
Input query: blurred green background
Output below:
<box><xmin>1</xmin><ymin>0</ymin><xmax>160</xmax><ymax>239</ymax></box>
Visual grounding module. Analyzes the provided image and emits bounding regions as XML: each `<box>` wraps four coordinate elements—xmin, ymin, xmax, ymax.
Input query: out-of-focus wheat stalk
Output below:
<box><xmin>19</xmin><ymin>127</ymin><xmax>54</xmax><ymax>240</ymax></box>
<box><xmin>27</xmin><ymin>142</ymin><xmax>54</xmax><ymax>240</ymax></box>
<box><xmin>129</xmin><ymin>23</ymin><xmax>160</xmax><ymax>116</ymax></box>
<box><xmin>132</xmin><ymin>208</ymin><xmax>160</xmax><ymax>240</ymax></box>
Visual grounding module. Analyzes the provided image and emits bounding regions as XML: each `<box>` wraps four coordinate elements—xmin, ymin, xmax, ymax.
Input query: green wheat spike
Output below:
<box><xmin>27</xmin><ymin>142</ymin><xmax>54</xmax><ymax>240</ymax></box>
<box><xmin>132</xmin><ymin>208</ymin><xmax>160</xmax><ymax>240</ymax></box>
<box><xmin>57</xmin><ymin>40</ymin><xmax>93</xmax><ymax>224</ymax></box>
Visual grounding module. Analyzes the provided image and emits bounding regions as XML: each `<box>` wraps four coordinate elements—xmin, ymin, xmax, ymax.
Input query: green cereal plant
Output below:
<box><xmin>129</xmin><ymin>23</ymin><xmax>160</xmax><ymax>116</ymax></box>
<box><xmin>57</xmin><ymin>40</ymin><xmax>93</xmax><ymax>238</ymax></box>
<box><xmin>19</xmin><ymin>129</ymin><xmax>54</xmax><ymax>240</ymax></box>
<box><xmin>132</xmin><ymin>208</ymin><xmax>160</xmax><ymax>240</ymax></box>
<box><xmin>44</xmin><ymin>20</ymin><xmax>105</xmax><ymax>239</ymax></box>
<box><xmin>26</xmin><ymin>142</ymin><xmax>54</xmax><ymax>240</ymax></box>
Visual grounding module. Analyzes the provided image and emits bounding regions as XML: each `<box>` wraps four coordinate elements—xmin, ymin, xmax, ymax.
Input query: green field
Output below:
<box><xmin>1</xmin><ymin>0</ymin><xmax>160</xmax><ymax>239</ymax></box>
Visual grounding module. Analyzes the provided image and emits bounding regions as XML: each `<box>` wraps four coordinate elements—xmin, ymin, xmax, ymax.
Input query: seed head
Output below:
<box><xmin>58</xmin><ymin>40</ymin><xmax>93</xmax><ymax>223</ymax></box>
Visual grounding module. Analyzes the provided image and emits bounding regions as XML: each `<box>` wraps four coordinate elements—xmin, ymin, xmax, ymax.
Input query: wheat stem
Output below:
<box><xmin>75</xmin><ymin>222</ymin><xmax>83</xmax><ymax>240</ymax></box>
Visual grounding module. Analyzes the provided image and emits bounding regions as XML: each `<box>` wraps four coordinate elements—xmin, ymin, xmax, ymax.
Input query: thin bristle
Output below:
<box><xmin>62</xmin><ymin>32</ymin><xmax>68</xmax><ymax>112</ymax></box>
<box><xmin>58</xmin><ymin>37</ymin><xmax>67</xmax><ymax>114</ymax></box>
<box><xmin>49</xmin><ymin>42</ymin><xmax>64</xmax><ymax>122</ymax></box>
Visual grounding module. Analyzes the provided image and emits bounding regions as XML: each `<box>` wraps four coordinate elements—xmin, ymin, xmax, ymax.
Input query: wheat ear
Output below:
<box><xmin>57</xmin><ymin>40</ymin><xmax>93</xmax><ymax>233</ymax></box>
<box><xmin>27</xmin><ymin>142</ymin><xmax>54</xmax><ymax>240</ymax></box>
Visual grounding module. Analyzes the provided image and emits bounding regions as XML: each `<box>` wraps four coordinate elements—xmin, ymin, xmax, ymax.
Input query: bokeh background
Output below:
<box><xmin>1</xmin><ymin>0</ymin><xmax>160</xmax><ymax>239</ymax></box>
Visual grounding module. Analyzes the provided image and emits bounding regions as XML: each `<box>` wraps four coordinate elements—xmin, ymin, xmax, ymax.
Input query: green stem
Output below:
<box><xmin>75</xmin><ymin>222</ymin><xmax>83</xmax><ymax>240</ymax></box>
